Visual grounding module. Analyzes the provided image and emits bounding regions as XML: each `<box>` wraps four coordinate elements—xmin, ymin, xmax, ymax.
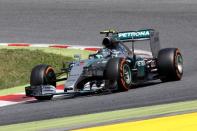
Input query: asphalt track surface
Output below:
<box><xmin>1</xmin><ymin>0</ymin><xmax>197</xmax><ymax>125</ymax></box>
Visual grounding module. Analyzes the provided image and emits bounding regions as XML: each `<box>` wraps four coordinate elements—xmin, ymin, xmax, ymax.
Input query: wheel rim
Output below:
<box><xmin>123</xmin><ymin>64</ymin><xmax>132</xmax><ymax>85</ymax></box>
<box><xmin>176</xmin><ymin>54</ymin><xmax>183</xmax><ymax>74</ymax></box>
<box><xmin>45</xmin><ymin>68</ymin><xmax>56</xmax><ymax>85</ymax></box>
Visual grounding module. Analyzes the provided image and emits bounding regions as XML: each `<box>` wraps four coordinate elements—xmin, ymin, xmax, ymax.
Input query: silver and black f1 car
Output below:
<box><xmin>25</xmin><ymin>29</ymin><xmax>183</xmax><ymax>100</ymax></box>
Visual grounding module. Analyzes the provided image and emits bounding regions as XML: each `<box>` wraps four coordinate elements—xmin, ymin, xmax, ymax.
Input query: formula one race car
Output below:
<box><xmin>25</xmin><ymin>29</ymin><xmax>183</xmax><ymax>100</ymax></box>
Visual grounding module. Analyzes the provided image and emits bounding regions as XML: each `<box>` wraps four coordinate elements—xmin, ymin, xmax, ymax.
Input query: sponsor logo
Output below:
<box><xmin>137</xmin><ymin>60</ymin><xmax>145</xmax><ymax>66</ymax></box>
<box><xmin>117</xmin><ymin>30</ymin><xmax>150</xmax><ymax>40</ymax></box>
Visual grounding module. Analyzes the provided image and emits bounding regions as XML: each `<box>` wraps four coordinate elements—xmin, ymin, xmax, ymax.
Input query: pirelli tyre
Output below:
<box><xmin>30</xmin><ymin>64</ymin><xmax>56</xmax><ymax>100</ymax></box>
<box><xmin>157</xmin><ymin>48</ymin><xmax>183</xmax><ymax>82</ymax></box>
<box><xmin>105</xmin><ymin>58</ymin><xmax>132</xmax><ymax>91</ymax></box>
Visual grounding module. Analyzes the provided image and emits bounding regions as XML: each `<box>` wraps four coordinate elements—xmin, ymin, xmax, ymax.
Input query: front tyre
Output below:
<box><xmin>105</xmin><ymin>58</ymin><xmax>132</xmax><ymax>91</ymax></box>
<box><xmin>157</xmin><ymin>48</ymin><xmax>183</xmax><ymax>82</ymax></box>
<box><xmin>30</xmin><ymin>64</ymin><xmax>56</xmax><ymax>100</ymax></box>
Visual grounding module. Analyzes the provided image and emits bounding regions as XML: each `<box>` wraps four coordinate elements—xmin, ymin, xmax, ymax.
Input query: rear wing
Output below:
<box><xmin>112</xmin><ymin>29</ymin><xmax>152</xmax><ymax>42</ymax></box>
<box><xmin>109</xmin><ymin>29</ymin><xmax>160</xmax><ymax>58</ymax></box>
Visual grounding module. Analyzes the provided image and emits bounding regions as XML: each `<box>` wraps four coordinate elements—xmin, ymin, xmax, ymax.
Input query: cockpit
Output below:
<box><xmin>89</xmin><ymin>37</ymin><xmax>133</xmax><ymax>59</ymax></box>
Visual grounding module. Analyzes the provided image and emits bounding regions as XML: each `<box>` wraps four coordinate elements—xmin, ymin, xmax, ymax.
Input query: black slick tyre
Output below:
<box><xmin>30</xmin><ymin>64</ymin><xmax>56</xmax><ymax>100</ymax></box>
<box><xmin>157</xmin><ymin>48</ymin><xmax>183</xmax><ymax>82</ymax></box>
<box><xmin>105</xmin><ymin>58</ymin><xmax>132</xmax><ymax>91</ymax></box>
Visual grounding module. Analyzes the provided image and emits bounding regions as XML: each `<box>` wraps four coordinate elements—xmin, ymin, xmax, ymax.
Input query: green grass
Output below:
<box><xmin>0</xmin><ymin>100</ymin><xmax>197</xmax><ymax>131</ymax></box>
<box><xmin>0</xmin><ymin>46</ymin><xmax>92</xmax><ymax>59</ymax></box>
<box><xmin>0</xmin><ymin>46</ymin><xmax>93</xmax><ymax>90</ymax></box>
<box><xmin>0</xmin><ymin>84</ymin><xmax>28</xmax><ymax>95</ymax></box>
<box><xmin>0</xmin><ymin>48</ymin><xmax>73</xmax><ymax>89</ymax></box>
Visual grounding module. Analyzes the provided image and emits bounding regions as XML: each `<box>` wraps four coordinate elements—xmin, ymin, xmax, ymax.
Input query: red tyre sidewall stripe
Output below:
<box><xmin>119</xmin><ymin>59</ymin><xmax>129</xmax><ymax>90</ymax></box>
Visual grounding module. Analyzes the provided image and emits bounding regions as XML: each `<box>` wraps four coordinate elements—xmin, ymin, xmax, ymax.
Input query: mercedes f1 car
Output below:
<box><xmin>25</xmin><ymin>29</ymin><xmax>183</xmax><ymax>100</ymax></box>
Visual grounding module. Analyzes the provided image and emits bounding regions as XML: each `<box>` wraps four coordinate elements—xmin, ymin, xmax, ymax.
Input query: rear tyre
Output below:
<box><xmin>30</xmin><ymin>64</ymin><xmax>56</xmax><ymax>100</ymax></box>
<box><xmin>157</xmin><ymin>48</ymin><xmax>183</xmax><ymax>82</ymax></box>
<box><xmin>105</xmin><ymin>58</ymin><xmax>132</xmax><ymax>91</ymax></box>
